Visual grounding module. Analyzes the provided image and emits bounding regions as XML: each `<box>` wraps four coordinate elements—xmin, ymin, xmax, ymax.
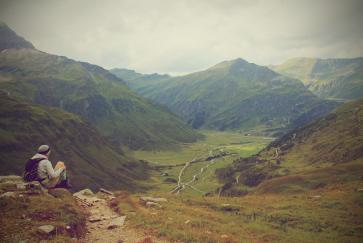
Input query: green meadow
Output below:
<box><xmin>131</xmin><ymin>130</ymin><xmax>273</xmax><ymax>195</ymax></box>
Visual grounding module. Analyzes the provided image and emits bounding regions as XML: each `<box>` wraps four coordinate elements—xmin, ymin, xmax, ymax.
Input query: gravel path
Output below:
<box><xmin>77</xmin><ymin>194</ymin><xmax>168</xmax><ymax>243</ymax></box>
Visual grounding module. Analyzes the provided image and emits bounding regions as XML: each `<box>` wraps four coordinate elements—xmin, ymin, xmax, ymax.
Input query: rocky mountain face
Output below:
<box><xmin>271</xmin><ymin>57</ymin><xmax>363</xmax><ymax>100</ymax></box>
<box><xmin>0</xmin><ymin>25</ymin><xmax>201</xmax><ymax>150</ymax></box>
<box><xmin>0</xmin><ymin>22</ymin><xmax>34</xmax><ymax>51</ymax></box>
<box><xmin>0</xmin><ymin>92</ymin><xmax>149</xmax><ymax>191</ymax></box>
<box><xmin>216</xmin><ymin>98</ymin><xmax>363</xmax><ymax>195</ymax></box>
<box><xmin>116</xmin><ymin>58</ymin><xmax>338</xmax><ymax>133</ymax></box>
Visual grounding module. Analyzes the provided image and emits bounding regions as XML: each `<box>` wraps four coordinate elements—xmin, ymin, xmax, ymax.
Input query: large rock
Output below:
<box><xmin>73</xmin><ymin>188</ymin><xmax>94</xmax><ymax>197</ymax></box>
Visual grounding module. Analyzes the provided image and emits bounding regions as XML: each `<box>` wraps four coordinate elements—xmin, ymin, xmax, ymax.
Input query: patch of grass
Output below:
<box><xmin>0</xmin><ymin>192</ymin><xmax>87</xmax><ymax>242</ymax></box>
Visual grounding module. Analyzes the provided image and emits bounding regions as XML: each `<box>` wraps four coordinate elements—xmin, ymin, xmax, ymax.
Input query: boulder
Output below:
<box><xmin>73</xmin><ymin>188</ymin><xmax>94</xmax><ymax>197</ymax></box>
<box><xmin>107</xmin><ymin>216</ymin><xmax>126</xmax><ymax>229</ymax></box>
<box><xmin>38</xmin><ymin>225</ymin><xmax>55</xmax><ymax>235</ymax></box>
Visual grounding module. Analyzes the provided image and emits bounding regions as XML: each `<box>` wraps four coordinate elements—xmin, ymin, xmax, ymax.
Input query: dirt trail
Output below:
<box><xmin>77</xmin><ymin>194</ymin><xmax>168</xmax><ymax>243</ymax></box>
<box><xmin>171</xmin><ymin>149</ymin><xmax>218</xmax><ymax>194</ymax></box>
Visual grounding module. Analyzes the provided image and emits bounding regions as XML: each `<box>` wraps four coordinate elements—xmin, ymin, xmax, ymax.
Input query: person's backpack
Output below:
<box><xmin>23</xmin><ymin>157</ymin><xmax>45</xmax><ymax>182</ymax></box>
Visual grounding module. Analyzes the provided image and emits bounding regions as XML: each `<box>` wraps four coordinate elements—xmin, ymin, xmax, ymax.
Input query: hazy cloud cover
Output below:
<box><xmin>0</xmin><ymin>0</ymin><xmax>362</xmax><ymax>75</ymax></box>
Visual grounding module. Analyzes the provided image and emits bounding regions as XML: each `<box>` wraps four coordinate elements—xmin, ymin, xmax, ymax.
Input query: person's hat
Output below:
<box><xmin>38</xmin><ymin>145</ymin><xmax>50</xmax><ymax>154</ymax></box>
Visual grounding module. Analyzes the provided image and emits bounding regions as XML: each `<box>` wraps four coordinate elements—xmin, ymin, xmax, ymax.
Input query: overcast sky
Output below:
<box><xmin>0</xmin><ymin>0</ymin><xmax>362</xmax><ymax>75</ymax></box>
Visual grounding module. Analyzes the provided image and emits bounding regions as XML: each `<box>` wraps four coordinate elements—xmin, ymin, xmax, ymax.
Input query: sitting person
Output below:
<box><xmin>24</xmin><ymin>145</ymin><xmax>70</xmax><ymax>189</ymax></box>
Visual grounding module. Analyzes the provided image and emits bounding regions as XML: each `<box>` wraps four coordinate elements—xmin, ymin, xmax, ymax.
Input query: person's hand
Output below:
<box><xmin>56</xmin><ymin>161</ymin><xmax>66</xmax><ymax>170</ymax></box>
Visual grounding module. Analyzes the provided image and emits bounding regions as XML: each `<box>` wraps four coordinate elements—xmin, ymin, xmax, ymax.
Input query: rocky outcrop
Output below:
<box><xmin>0</xmin><ymin>175</ymin><xmax>44</xmax><ymax>196</ymax></box>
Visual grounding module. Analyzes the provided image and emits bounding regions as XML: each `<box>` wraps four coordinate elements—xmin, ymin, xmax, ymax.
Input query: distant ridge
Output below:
<box><xmin>115</xmin><ymin>58</ymin><xmax>338</xmax><ymax>134</ymax></box>
<box><xmin>271</xmin><ymin>57</ymin><xmax>363</xmax><ymax>100</ymax></box>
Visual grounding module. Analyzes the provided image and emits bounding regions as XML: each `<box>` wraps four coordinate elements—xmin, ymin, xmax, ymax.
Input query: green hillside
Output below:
<box><xmin>217</xmin><ymin>97</ymin><xmax>363</xmax><ymax>195</ymax></box>
<box><xmin>116</xmin><ymin>58</ymin><xmax>337</xmax><ymax>133</ymax></box>
<box><xmin>271</xmin><ymin>57</ymin><xmax>363</xmax><ymax>100</ymax></box>
<box><xmin>0</xmin><ymin>92</ymin><xmax>149</xmax><ymax>191</ymax></box>
<box><xmin>0</xmin><ymin>24</ymin><xmax>201</xmax><ymax>150</ymax></box>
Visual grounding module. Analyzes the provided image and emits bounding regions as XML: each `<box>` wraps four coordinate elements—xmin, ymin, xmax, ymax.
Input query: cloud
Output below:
<box><xmin>0</xmin><ymin>0</ymin><xmax>362</xmax><ymax>75</ymax></box>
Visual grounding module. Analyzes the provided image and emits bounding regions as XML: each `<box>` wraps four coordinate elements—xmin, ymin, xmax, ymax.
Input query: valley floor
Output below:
<box><xmin>132</xmin><ymin>130</ymin><xmax>273</xmax><ymax>196</ymax></box>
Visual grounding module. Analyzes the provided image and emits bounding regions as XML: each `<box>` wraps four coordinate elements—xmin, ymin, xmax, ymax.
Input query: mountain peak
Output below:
<box><xmin>210</xmin><ymin>58</ymin><xmax>249</xmax><ymax>70</ymax></box>
<box><xmin>0</xmin><ymin>22</ymin><xmax>35</xmax><ymax>51</ymax></box>
<box><xmin>209</xmin><ymin>58</ymin><xmax>278</xmax><ymax>80</ymax></box>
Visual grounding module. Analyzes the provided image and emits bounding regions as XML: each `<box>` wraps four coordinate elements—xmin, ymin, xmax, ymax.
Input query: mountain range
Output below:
<box><xmin>112</xmin><ymin>59</ymin><xmax>338</xmax><ymax>134</ymax></box>
<box><xmin>271</xmin><ymin>57</ymin><xmax>363</xmax><ymax>100</ymax></box>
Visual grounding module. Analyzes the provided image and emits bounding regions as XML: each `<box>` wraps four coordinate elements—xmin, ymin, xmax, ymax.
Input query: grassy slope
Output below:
<box><xmin>111</xmin><ymin>102</ymin><xmax>363</xmax><ymax>243</ymax></box>
<box><xmin>112</xmin><ymin>181</ymin><xmax>363</xmax><ymax>243</ymax></box>
<box><xmin>217</xmin><ymin>98</ymin><xmax>363</xmax><ymax>194</ymax></box>
<box><xmin>0</xmin><ymin>190</ymin><xmax>86</xmax><ymax>242</ymax></box>
<box><xmin>114</xmin><ymin>58</ymin><xmax>337</xmax><ymax>133</ymax></box>
<box><xmin>0</xmin><ymin>48</ymin><xmax>201</xmax><ymax>149</ymax></box>
<box><xmin>0</xmin><ymin>92</ymin><xmax>151</xmax><ymax>191</ymax></box>
<box><xmin>271</xmin><ymin>57</ymin><xmax>363</xmax><ymax>99</ymax></box>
